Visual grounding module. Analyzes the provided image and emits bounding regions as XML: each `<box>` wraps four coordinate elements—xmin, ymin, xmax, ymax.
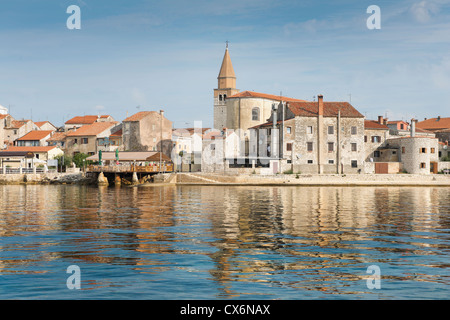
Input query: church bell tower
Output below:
<box><xmin>214</xmin><ymin>43</ymin><xmax>239</xmax><ymax>130</ymax></box>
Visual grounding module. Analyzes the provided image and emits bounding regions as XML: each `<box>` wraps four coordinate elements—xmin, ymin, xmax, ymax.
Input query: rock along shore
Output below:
<box><xmin>0</xmin><ymin>172</ymin><xmax>96</xmax><ymax>185</ymax></box>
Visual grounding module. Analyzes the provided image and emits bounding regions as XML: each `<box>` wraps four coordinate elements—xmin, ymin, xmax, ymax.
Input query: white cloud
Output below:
<box><xmin>410</xmin><ymin>1</ymin><xmax>440</xmax><ymax>23</ymax></box>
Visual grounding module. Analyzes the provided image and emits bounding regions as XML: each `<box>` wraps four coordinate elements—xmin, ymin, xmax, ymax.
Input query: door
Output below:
<box><xmin>375</xmin><ymin>162</ymin><xmax>388</xmax><ymax>174</ymax></box>
<box><xmin>272</xmin><ymin>161</ymin><xmax>278</xmax><ymax>174</ymax></box>
<box><xmin>430</xmin><ymin>162</ymin><xmax>438</xmax><ymax>174</ymax></box>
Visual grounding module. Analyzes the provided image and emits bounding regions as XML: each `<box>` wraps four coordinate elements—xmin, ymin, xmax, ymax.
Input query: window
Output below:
<box><xmin>328</xmin><ymin>142</ymin><xmax>334</xmax><ymax>152</ymax></box>
<box><xmin>351</xmin><ymin>143</ymin><xmax>357</xmax><ymax>152</ymax></box>
<box><xmin>81</xmin><ymin>138</ymin><xmax>88</xmax><ymax>144</ymax></box>
<box><xmin>351</xmin><ymin>160</ymin><xmax>358</xmax><ymax>168</ymax></box>
<box><xmin>420</xmin><ymin>148</ymin><xmax>427</xmax><ymax>153</ymax></box>
<box><xmin>328</xmin><ymin>160</ymin><xmax>334</xmax><ymax>164</ymax></box>
<box><xmin>307</xmin><ymin>160</ymin><xmax>313</xmax><ymax>164</ymax></box>
<box><xmin>307</xmin><ymin>126</ymin><xmax>313</xmax><ymax>134</ymax></box>
<box><xmin>328</xmin><ymin>126</ymin><xmax>334</xmax><ymax>134</ymax></box>
<box><xmin>36</xmin><ymin>154</ymin><xmax>40</xmax><ymax>159</ymax></box>
<box><xmin>364</xmin><ymin>136</ymin><xmax>367</xmax><ymax>143</ymax></box>
<box><xmin>286</xmin><ymin>127</ymin><xmax>291</xmax><ymax>134</ymax></box>
<box><xmin>307</xmin><ymin>142</ymin><xmax>313</xmax><ymax>152</ymax></box>
<box><xmin>420</xmin><ymin>163</ymin><xmax>426</xmax><ymax>169</ymax></box>
<box><xmin>402</xmin><ymin>147</ymin><xmax>405</xmax><ymax>154</ymax></box>
<box><xmin>374</xmin><ymin>151</ymin><xmax>380</xmax><ymax>158</ymax></box>
<box><xmin>400</xmin><ymin>124</ymin><xmax>404</xmax><ymax>130</ymax></box>
<box><xmin>219</xmin><ymin>94</ymin><xmax>223</xmax><ymax>102</ymax></box>
<box><xmin>431</xmin><ymin>148</ymin><xmax>435</xmax><ymax>153</ymax></box>
<box><xmin>74</xmin><ymin>139</ymin><xmax>78</xmax><ymax>144</ymax></box>
<box><xmin>252</xmin><ymin>107</ymin><xmax>260</xmax><ymax>121</ymax></box>
<box><xmin>351</xmin><ymin>126</ymin><xmax>357</xmax><ymax>135</ymax></box>
<box><xmin>286</xmin><ymin>143</ymin><xmax>292</xmax><ymax>151</ymax></box>
<box><xmin>372</xmin><ymin>136</ymin><xmax>381</xmax><ymax>143</ymax></box>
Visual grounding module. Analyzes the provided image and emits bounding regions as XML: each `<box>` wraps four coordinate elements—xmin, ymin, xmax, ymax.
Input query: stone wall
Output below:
<box><xmin>388</xmin><ymin>137</ymin><xmax>439</xmax><ymax>174</ymax></box>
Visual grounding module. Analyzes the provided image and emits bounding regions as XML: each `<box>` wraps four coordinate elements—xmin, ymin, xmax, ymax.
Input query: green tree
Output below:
<box><xmin>54</xmin><ymin>154</ymin><xmax>72</xmax><ymax>168</ymax></box>
<box><xmin>72</xmin><ymin>153</ymin><xmax>91</xmax><ymax>168</ymax></box>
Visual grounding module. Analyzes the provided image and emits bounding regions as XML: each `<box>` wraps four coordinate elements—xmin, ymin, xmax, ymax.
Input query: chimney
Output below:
<box><xmin>378</xmin><ymin>116</ymin><xmax>383</xmax><ymax>124</ymax></box>
<box><xmin>160</xmin><ymin>110</ymin><xmax>164</xmax><ymax>117</ymax></box>
<box><xmin>318</xmin><ymin>94</ymin><xmax>323</xmax><ymax>116</ymax></box>
<box><xmin>437</xmin><ymin>116</ymin><xmax>441</xmax><ymax>121</ymax></box>
<box><xmin>410</xmin><ymin>118</ymin><xmax>416</xmax><ymax>137</ymax></box>
<box><xmin>383</xmin><ymin>118</ymin><xmax>388</xmax><ymax>125</ymax></box>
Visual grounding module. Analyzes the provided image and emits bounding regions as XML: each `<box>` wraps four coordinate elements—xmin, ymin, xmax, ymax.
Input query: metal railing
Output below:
<box><xmin>0</xmin><ymin>167</ymin><xmax>47</xmax><ymax>174</ymax></box>
<box><xmin>87</xmin><ymin>164</ymin><xmax>174</xmax><ymax>173</ymax></box>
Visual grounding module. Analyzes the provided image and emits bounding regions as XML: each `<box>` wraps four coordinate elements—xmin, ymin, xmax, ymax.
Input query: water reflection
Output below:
<box><xmin>0</xmin><ymin>185</ymin><xmax>449</xmax><ymax>299</ymax></box>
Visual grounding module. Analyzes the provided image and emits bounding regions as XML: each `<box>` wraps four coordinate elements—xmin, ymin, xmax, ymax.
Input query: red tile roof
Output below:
<box><xmin>110</xmin><ymin>129</ymin><xmax>122</xmax><ymax>137</ymax></box>
<box><xmin>10</xmin><ymin>120</ymin><xmax>31</xmax><ymax>129</ymax></box>
<box><xmin>47</xmin><ymin>131</ymin><xmax>69</xmax><ymax>142</ymax></box>
<box><xmin>288</xmin><ymin>101</ymin><xmax>364</xmax><ymax>118</ymax></box>
<box><xmin>34</xmin><ymin>121</ymin><xmax>56</xmax><ymax>129</ymax></box>
<box><xmin>364</xmin><ymin>120</ymin><xmax>389</xmax><ymax>130</ymax></box>
<box><xmin>65</xmin><ymin>115</ymin><xmax>110</xmax><ymax>125</ymax></box>
<box><xmin>416</xmin><ymin>117</ymin><xmax>450</xmax><ymax>131</ymax></box>
<box><xmin>228</xmin><ymin>91</ymin><xmax>306</xmax><ymax>102</ymax></box>
<box><xmin>123</xmin><ymin>111</ymin><xmax>158</xmax><ymax>122</ymax></box>
<box><xmin>7</xmin><ymin>146</ymin><xmax>57</xmax><ymax>153</ymax></box>
<box><xmin>66</xmin><ymin>122</ymin><xmax>118</xmax><ymax>137</ymax></box>
<box><xmin>17</xmin><ymin>130</ymin><xmax>53</xmax><ymax>141</ymax></box>
<box><xmin>387</xmin><ymin>120</ymin><xmax>408</xmax><ymax>124</ymax></box>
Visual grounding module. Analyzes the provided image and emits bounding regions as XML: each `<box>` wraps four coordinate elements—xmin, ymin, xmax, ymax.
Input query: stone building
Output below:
<box><xmin>122</xmin><ymin>110</ymin><xmax>172</xmax><ymax>156</ymax></box>
<box><xmin>15</xmin><ymin>130</ymin><xmax>54</xmax><ymax>147</ymax></box>
<box><xmin>65</xmin><ymin>121</ymin><xmax>119</xmax><ymax>157</ymax></box>
<box><xmin>364</xmin><ymin>117</ymin><xmax>390</xmax><ymax>162</ymax></box>
<box><xmin>273</xmin><ymin>95</ymin><xmax>366</xmax><ymax>174</ymax></box>
<box><xmin>387</xmin><ymin>136</ymin><xmax>439</xmax><ymax>174</ymax></box>
<box><xmin>3</xmin><ymin>119</ymin><xmax>39</xmax><ymax>148</ymax></box>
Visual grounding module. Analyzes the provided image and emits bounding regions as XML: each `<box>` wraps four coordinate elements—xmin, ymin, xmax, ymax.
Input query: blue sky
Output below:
<box><xmin>0</xmin><ymin>0</ymin><xmax>449</xmax><ymax>128</ymax></box>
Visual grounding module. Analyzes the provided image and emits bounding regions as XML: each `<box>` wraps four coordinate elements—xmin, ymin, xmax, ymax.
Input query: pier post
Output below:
<box><xmin>115</xmin><ymin>174</ymin><xmax>121</xmax><ymax>186</ymax></box>
<box><xmin>132</xmin><ymin>172</ymin><xmax>139</xmax><ymax>185</ymax></box>
<box><xmin>97</xmin><ymin>172</ymin><xmax>109</xmax><ymax>186</ymax></box>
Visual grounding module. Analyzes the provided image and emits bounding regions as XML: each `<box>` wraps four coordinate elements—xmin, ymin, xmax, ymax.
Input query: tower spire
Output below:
<box><xmin>218</xmin><ymin>44</ymin><xmax>236</xmax><ymax>89</ymax></box>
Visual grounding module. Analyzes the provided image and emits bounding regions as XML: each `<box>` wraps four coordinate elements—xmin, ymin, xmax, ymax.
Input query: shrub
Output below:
<box><xmin>283</xmin><ymin>169</ymin><xmax>294</xmax><ymax>174</ymax></box>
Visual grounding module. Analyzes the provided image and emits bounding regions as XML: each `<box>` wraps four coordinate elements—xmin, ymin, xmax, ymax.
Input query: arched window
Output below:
<box><xmin>219</xmin><ymin>94</ymin><xmax>223</xmax><ymax>102</ymax></box>
<box><xmin>252</xmin><ymin>107</ymin><xmax>260</xmax><ymax>121</ymax></box>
